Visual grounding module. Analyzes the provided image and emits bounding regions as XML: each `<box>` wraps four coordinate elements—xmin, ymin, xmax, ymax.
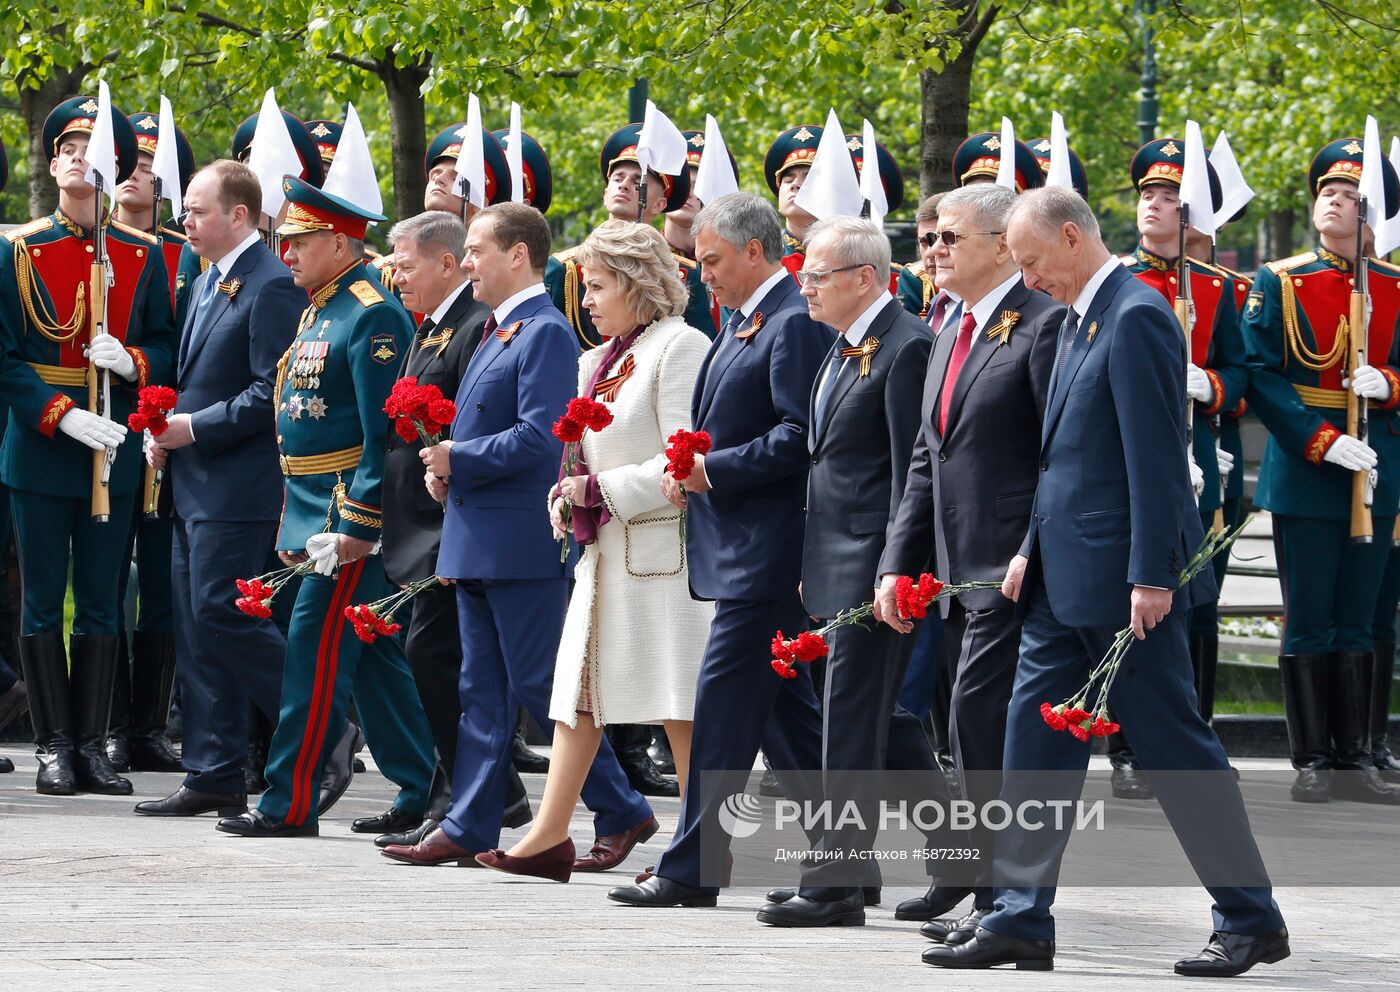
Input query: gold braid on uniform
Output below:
<box><xmin>13</xmin><ymin>240</ymin><xmax>87</xmax><ymax>343</ymax></box>
<box><xmin>562</xmin><ymin>257</ymin><xmax>592</xmax><ymax>350</ymax></box>
<box><xmin>1278</xmin><ymin>267</ymin><xmax>1347</xmax><ymax>372</ymax></box>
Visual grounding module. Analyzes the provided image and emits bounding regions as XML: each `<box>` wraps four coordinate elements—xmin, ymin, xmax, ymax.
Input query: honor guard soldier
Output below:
<box><xmin>1029</xmin><ymin>135</ymin><xmax>1090</xmax><ymax>199</ymax></box>
<box><xmin>547</xmin><ymin>124</ymin><xmax>717</xmax><ymax>349</ymax></box>
<box><xmin>667</xmin><ymin>128</ymin><xmax>737</xmax><ymax>331</ymax></box>
<box><xmin>493</xmin><ymin>127</ymin><xmax>554</xmax><ymax>216</ymax></box>
<box><xmin>307</xmin><ymin>117</ymin><xmax>400</xmax><ymax>296</ymax></box>
<box><xmin>216</xmin><ymin>176</ymin><xmax>436</xmax><ymax>837</ymax></box>
<box><xmin>951</xmin><ymin>131</ymin><xmax>1045</xmax><ymax>193</ymax></box>
<box><xmin>0</xmin><ymin>96</ymin><xmax>178</xmax><ymax>796</ymax></box>
<box><xmin>764</xmin><ymin>124</ymin><xmax>823</xmax><ymax>279</ymax></box>
<box><xmin>846</xmin><ymin>131</ymin><xmax>915</xmax><ymax>307</ymax></box>
<box><xmin>1114</xmin><ymin>138</ymin><xmax>1248</xmax><ymax>797</ymax></box>
<box><xmin>102</xmin><ymin>109</ymin><xmax>198</xmax><ymax>775</ymax></box>
<box><xmin>1242</xmin><ymin>137</ymin><xmax>1400</xmax><ymax>805</ymax></box>
<box><xmin>424</xmin><ymin>121</ymin><xmax>513</xmax><ymax>221</ymax></box>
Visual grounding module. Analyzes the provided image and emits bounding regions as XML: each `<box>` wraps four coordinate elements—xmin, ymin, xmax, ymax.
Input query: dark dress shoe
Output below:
<box><xmin>127</xmin><ymin>732</ymin><xmax>184</xmax><ymax>773</ymax></box>
<box><xmin>352</xmin><ymin>806</ymin><xmax>424</xmax><ymax>834</ymax></box>
<box><xmin>572</xmin><ymin>815</ymin><xmax>659</xmax><ymax>872</ymax></box>
<box><xmin>105</xmin><ymin>733</ymin><xmax>132</xmax><ymax>773</ymax></box>
<box><xmin>1110</xmin><ymin>764</ymin><xmax>1155</xmax><ymax>800</ymax></box>
<box><xmin>0</xmin><ymin>757</ymin><xmax>13</xmax><ymax>773</ymax></box>
<box><xmin>476</xmin><ymin>838</ymin><xmax>575</xmax><ymax>882</ymax></box>
<box><xmin>216</xmin><ymin>809</ymin><xmax>318</xmax><ymax>837</ymax></box>
<box><xmin>135</xmin><ymin>786</ymin><xmax>247</xmax><ymax>817</ymax></box>
<box><xmin>501</xmin><ymin>793</ymin><xmax>533</xmax><ymax>829</ymax></box>
<box><xmin>317</xmin><ymin>723</ymin><xmax>362</xmax><ymax>816</ymax></box>
<box><xmin>375</xmin><ymin>817</ymin><xmax>438</xmax><ymax>849</ymax></box>
<box><xmin>380</xmin><ymin>826</ymin><xmax>480</xmax><ymax>866</ymax></box>
<box><xmin>648</xmin><ymin>728</ymin><xmax>677</xmax><ymax>775</ymax></box>
<box><xmin>757</xmin><ymin>767</ymin><xmax>784</xmax><ymax>798</ymax></box>
<box><xmin>922</xmin><ymin>907</ymin><xmax>989</xmax><ymax>943</ymax></box>
<box><xmin>895</xmin><ymin>884</ymin><xmax>973</xmax><ymax>921</ymax></box>
<box><xmin>922</xmin><ymin>927</ymin><xmax>1054</xmax><ymax>970</ymax></box>
<box><xmin>607</xmin><ymin>874</ymin><xmax>717</xmax><ymax>908</ymax></box>
<box><xmin>757</xmin><ymin>893</ymin><xmax>865</xmax><ymax>928</ymax></box>
<box><xmin>512</xmin><ymin>728</ymin><xmax>551</xmax><ymax>774</ymax></box>
<box><xmin>766</xmin><ymin>886</ymin><xmax>881</xmax><ymax>907</ymax></box>
<box><xmin>635</xmin><ymin>849</ymin><xmax>733</xmax><ymax>887</ymax></box>
<box><xmin>1174</xmin><ymin>929</ymin><xmax>1290</xmax><ymax>977</ymax></box>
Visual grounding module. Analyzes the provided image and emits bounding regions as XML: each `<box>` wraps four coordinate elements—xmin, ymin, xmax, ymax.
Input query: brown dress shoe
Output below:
<box><xmin>476</xmin><ymin>838</ymin><xmax>575</xmax><ymax>882</ymax></box>
<box><xmin>572</xmin><ymin>815</ymin><xmax>659</xmax><ymax>872</ymax></box>
<box><xmin>380</xmin><ymin>825</ymin><xmax>481</xmax><ymax>866</ymax></box>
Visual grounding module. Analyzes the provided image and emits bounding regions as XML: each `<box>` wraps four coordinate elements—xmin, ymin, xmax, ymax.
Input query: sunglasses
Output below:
<box><xmin>920</xmin><ymin>230</ymin><xmax>1005</xmax><ymax>248</ymax></box>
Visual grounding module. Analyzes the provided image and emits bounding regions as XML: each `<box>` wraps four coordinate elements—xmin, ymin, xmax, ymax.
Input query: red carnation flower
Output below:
<box><xmin>428</xmin><ymin>398</ymin><xmax>456</xmax><ymax>426</ymax></box>
<box><xmin>771</xmin><ymin>658</ymin><xmax>797</xmax><ymax>679</ymax></box>
<box><xmin>665</xmin><ymin>429</ymin><xmax>712</xmax><ymax>480</ymax></box>
<box><xmin>771</xmin><ymin>631</ymin><xmax>796</xmax><ymax>664</ymax></box>
<box><xmin>1062</xmin><ymin>706</ymin><xmax>1091</xmax><ymax>725</ymax></box>
<box><xmin>1089</xmin><ymin>716</ymin><xmax>1120</xmax><ymax>737</ymax></box>
<box><xmin>552</xmin><ymin>415</ymin><xmax>585</xmax><ymax>443</ymax></box>
<box><xmin>790</xmin><ymin>631</ymin><xmax>829</xmax><ymax>663</ymax></box>
<box><xmin>566</xmin><ymin>396</ymin><xmax>613</xmax><ymax>432</ymax></box>
<box><xmin>1040</xmin><ymin>701</ymin><xmax>1068</xmax><ymax>731</ymax></box>
<box><xmin>394</xmin><ymin>417</ymin><xmax>419</xmax><ymax>443</ymax></box>
<box><xmin>127</xmin><ymin>411</ymin><xmax>150</xmax><ymax>432</ymax></box>
<box><xmin>1067</xmin><ymin>722</ymin><xmax>1090</xmax><ymax>742</ymax></box>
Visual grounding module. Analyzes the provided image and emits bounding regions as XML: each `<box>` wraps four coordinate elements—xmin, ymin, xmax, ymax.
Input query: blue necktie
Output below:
<box><xmin>814</xmin><ymin>346</ymin><xmax>846</xmax><ymax>429</ymax></box>
<box><xmin>182</xmin><ymin>263</ymin><xmax>221</xmax><ymax>366</ymax></box>
<box><xmin>1051</xmin><ymin>308</ymin><xmax>1081</xmax><ymax>396</ymax></box>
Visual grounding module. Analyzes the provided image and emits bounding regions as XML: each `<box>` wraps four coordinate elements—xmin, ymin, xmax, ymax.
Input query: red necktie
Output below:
<box><xmin>480</xmin><ymin>314</ymin><xmax>498</xmax><ymax>346</ymax></box>
<box><xmin>937</xmin><ymin>312</ymin><xmax>977</xmax><ymax>434</ymax></box>
<box><xmin>929</xmin><ymin>290</ymin><xmax>949</xmax><ymax>331</ymax></box>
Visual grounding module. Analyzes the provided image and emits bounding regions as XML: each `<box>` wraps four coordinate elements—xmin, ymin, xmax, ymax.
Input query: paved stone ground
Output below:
<box><xmin>1</xmin><ymin>746</ymin><xmax>1395</xmax><ymax>991</ymax></box>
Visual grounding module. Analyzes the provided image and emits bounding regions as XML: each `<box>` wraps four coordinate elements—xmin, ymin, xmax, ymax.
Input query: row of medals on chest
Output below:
<box><xmin>286</xmin><ymin>319</ymin><xmax>332</xmax><ymax>420</ymax></box>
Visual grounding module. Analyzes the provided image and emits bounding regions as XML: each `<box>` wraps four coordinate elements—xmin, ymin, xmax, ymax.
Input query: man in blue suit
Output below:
<box><xmin>135</xmin><ymin>160</ymin><xmax>304</xmax><ymax>817</ymax></box>
<box><xmin>924</xmin><ymin>187</ymin><xmax>1288</xmax><ymax>977</ymax></box>
<box><xmin>608</xmin><ymin>192</ymin><xmax>832</xmax><ymax>909</ymax></box>
<box><xmin>383</xmin><ymin>201</ymin><xmax>655</xmax><ymax>866</ymax></box>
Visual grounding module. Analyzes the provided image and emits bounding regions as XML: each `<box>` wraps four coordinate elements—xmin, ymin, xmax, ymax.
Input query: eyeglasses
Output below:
<box><xmin>795</xmin><ymin>263</ymin><xmax>872</xmax><ymax>287</ymax></box>
<box><xmin>920</xmin><ymin>230</ymin><xmax>1005</xmax><ymax>248</ymax></box>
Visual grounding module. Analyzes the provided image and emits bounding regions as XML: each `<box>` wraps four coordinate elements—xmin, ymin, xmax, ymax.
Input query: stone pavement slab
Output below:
<box><xmin>1</xmin><ymin>746</ymin><xmax>1396</xmax><ymax>992</ymax></box>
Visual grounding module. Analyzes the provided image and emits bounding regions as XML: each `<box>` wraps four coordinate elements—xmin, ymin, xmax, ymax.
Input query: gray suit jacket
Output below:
<box><xmin>880</xmin><ymin>277</ymin><xmax>1063</xmax><ymax>614</ymax></box>
<box><xmin>801</xmin><ymin>297</ymin><xmax>932</xmax><ymax>619</ymax></box>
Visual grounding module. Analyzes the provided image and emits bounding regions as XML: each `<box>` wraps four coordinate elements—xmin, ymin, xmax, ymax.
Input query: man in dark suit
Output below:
<box><xmin>135</xmin><ymin>160</ymin><xmax>303</xmax><ymax>817</ymax></box>
<box><xmin>607</xmin><ymin>192</ymin><xmax>832</xmax><ymax>909</ymax></box>
<box><xmin>753</xmin><ymin>216</ymin><xmax>932</xmax><ymax>927</ymax></box>
<box><xmin>371</xmin><ymin>209</ymin><xmax>533</xmax><ymax>845</ymax></box>
<box><xmin>384</xmin><ymin>202</ymin><xmax>655</xmax><ymax>866</ymax></box>
<box><xmin>877</xmin><ymin>183</ymin><xmax>1061</xmax><ymax>934</ymax></box>
<box><xmin>924</xmin><ymin>187</ymin><xmax>1288</xmax><ymax>976</ymax></box>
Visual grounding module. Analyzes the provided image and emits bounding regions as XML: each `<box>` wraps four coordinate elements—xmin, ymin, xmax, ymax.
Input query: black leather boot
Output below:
<box><xmin>608</xmin><ymin>723</ymin><xmax>678</xmax><ymax>797</ymax></box>
<box><xmin>1194</xmin><ymin>633</ymin><xmax>1220</xmax><ymax>724</ymax></box>
<box><xmin>126</xmin><ymin>630</ymin><xmax>182</xmax><ymax>772</ymax></box>
<box><xmin>1329</xmin><ymin>651</ymin><xmax>1400</xmax><ymax>804</ymax></box>
<box><xmin>1370</xmin><ymin>640</ymin><xmax>1400</xmax><ymax>782</ymax></box>
<box><xmin>69</xmin><ymin>634</ymin><xmax>134</xmax><ymax>796</ymax></box>
<box><xmin>104</xmin><ymin>634</ymin><xmax>133</xmax><ymax>772</ymax></box>
<box><xmin>1280</xmin><ymin>653</ymin><xmax>1331</xmax><ymax>802</ymax></box>
<box><xmin>19</xmin><ymin>632</ymin><xmax>76</xmax><ymax>795</ymax></box>
<box><xmin>512</xmin><ymin>712</ymin><xmax>551</xmax><ymax>774</ymax></box>
<box><xmin>648</xmin><ymin>725</ymin><xmax>677</xmax><ymax>775</ymax></box>
<box><xmin>1107</xmin><ymin>734</ymin><xmax>1154</xmax><ymax>799</ymax></box>
<box><xmin>245</xmin><ymin>703</ymin><xmax>271</xmax><ymax>795</ymax></box>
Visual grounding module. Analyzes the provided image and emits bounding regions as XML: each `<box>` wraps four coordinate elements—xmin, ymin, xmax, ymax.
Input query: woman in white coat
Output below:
<box><xmin>476</xmin><ymin>220</ymin><xmax>714</xmax><ymax>881</ymax></box>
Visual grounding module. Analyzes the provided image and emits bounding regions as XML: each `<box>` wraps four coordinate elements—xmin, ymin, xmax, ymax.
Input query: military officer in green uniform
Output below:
<box><xmin>1242</xmin><ymin>137</ymin><xmax>1400</xmax><ymax>805</ymax></box>
<box><xmin>216</xmin><ymin>177</ymin><xmax>435</xmax><ymax>836</ymax></box>
<box><xmin>1113</xmin><ymin>138</ymin><xmax>1249</xmax><ymax>797</ymax></box>
<box><xmin>102</xmin><ymin>109</ymin><xmax>199</xmax><ymax>774</ymax></box>
<box><xmin>0</xmin><ymin>96</ymin><xmax>178</xmax><ymax>797</ymax></box>
<box><xmin>764</xmin><ymin>124</ymin><xmax>823</xmax><ymax>282</ymax></box>
<box><xmin>547</xmin><ymin>123</ymin><xmax>716</xmax><ymax>349</ymax></box>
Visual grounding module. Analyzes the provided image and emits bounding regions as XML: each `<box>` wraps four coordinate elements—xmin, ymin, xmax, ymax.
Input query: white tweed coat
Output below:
<box><xmin>549</xmin><ymin>315</ymin><xmax>716</xmax><ymax>728</ymax></box>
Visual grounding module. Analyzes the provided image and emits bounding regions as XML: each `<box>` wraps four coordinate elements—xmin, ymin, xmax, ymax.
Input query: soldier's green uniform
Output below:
<box><xmin>1242</xmin><ymin>138</ymin><xmax>1400</xmax><ymax>804</ymax></box>
<box><xmin>0</xmin><ymin>97</ymin><xmax>177</xmax><ymax>796</ymax></box>
<box><xmin>245</xmin><ymin>178</ymin><xmax>434</xmax><ymax>832</ymax></box>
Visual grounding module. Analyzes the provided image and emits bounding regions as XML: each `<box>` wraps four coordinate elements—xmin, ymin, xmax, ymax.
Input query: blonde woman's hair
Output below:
<box><xmin>576</xmin><ymin>219</ymin><xmax>688</xmax><ymax>324</ymax></box>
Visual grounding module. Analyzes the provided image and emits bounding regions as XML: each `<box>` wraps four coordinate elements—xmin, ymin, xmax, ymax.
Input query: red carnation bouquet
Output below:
<box><xmin>771</xmin><ymin>573</ymin><xmax>1000</xmax><ymax>678</ymax></box>
<box><xmin>1039</xmin><ymin>517</ymin><xmax>1250</xmax><ymax>741</ymax></box>
<box><xmin>128</xmin><ymin>385</ymin><xmax>178</xmax><ymax>436</ymax></box>
<box><xmin>344</xmin><ymin>575</ymin><xmax>439</xmax><ymax>643</ymax></box>
<box><xmin>665</xmin><ymin>429</ymin><xmax>712</xmax><ymax>480</ymax></box>
<box><xmin>385</xmin><ymin>376</ymin><xmax>457</xmax><ymax>447</ymax></box>
<box><xmin>551</xmin><ymin>396</ymin><xmax>614</xmax><ymax>562</ymax></box>
<box><xmin>234</xmin><ymin>559</ymin><xmax>318</xmax><ymax>618</ymax></box>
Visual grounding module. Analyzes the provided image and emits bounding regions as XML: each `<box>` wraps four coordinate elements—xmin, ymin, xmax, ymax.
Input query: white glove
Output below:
<box><xmin>1350</xmin><ymin>365</ymin><xmax>1392</xmax><ymax>402</ymax></box>
<box><xmin>1189</xmin><ymin>455</ymin><xmax>1205</xmax><ymax>497</ymax></box>
<box><xmin>1215</xmin><ymin>445</ymin><xmax>1236</xmax><ymax>478</ymax></box>
<box><xmin>1323</xmin><ymin>435</ymin><xmax>1379</xmax><ymax>472</ymax></box>
<box><xmin>57</xmin><ymin>408</ymin><xmax>127</xmax><ymax>451</ymax></box>
<box><xmin>86</xmin><ymin>332</ymin><xmax>136</xmax><ymax>381</ymax></box>
<box><xmin>1186</xmin><ymin>364</ymin><xmax>1213</xmax><ymax>404</ymax></box>
<box><xmin>305</xmin><ymin>532</ymin><xmax>340</xmax><ymax>576</ymax></box>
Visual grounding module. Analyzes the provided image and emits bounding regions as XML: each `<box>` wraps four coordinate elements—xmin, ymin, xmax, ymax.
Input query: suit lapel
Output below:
<box><xmin>814</xmin><ymin>299</ymin><xmax>901</xmax><ymax>447</ymax></box>
<box><xmin>942</xmin><ymin>280</ymin><xmax>1030</xmax><ymax>441</ymax></box>
<box><xmin>410</xmin><ymin>283</ymin><xmax>477</xmax><ymax>375</ymax></box>
<box><xmin>1042</xmin><ymin>267</ymin><xmax>1126</xmax><ymax>443</ymax></box>
<box><xmin>456</xmin><ymin>292</ymin><xmax>547</xmax><ymax>409</ymax></box>
<box><xmin>697</xmin><ymin>278</ymin><xmax>792</xmax><ymax>424</ymax></box>
<box><xmin>181</xmin><ymin>245</ymin><xmax>262</xmax><ymax>378</ymax></box>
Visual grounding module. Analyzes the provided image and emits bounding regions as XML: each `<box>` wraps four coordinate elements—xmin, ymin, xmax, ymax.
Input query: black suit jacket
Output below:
<box><xmin>169</xmin><ymin>239</ymin><xmax>304</xmax><ymax>522</ymax></box>
<box><xmin>880</xmin><ymin>277</ymin><xmax>1063</xmax><ymax>613</ymax></box>
<box><xmin>801</xmin><ymin>298</ymin><xmax>932</xmax><ymax>619</ymax></box>
<box><xmin>382</xmin><ymin>281</ymin><xmax>490</xmax><ymax>584</ymax></box>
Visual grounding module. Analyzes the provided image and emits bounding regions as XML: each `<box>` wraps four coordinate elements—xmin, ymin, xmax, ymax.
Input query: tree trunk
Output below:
<box><xmin>1261</xmin><ymin>207</ymin><xmax>1296</xmax><ymax>262</ymax></box>
<box><xmin>20</xmin><ymin>67</ymin><xmax>92</xmax><ymax>218</ymax></box>
<box><xmin>381</xmin><ymin>60</ymin><xmax>429</xmax><ymax>224</ymax></box>
<box><xmin>919</xmin><ymin>54</ymin><xmax>975</xmax><ymax>200</ymax></box>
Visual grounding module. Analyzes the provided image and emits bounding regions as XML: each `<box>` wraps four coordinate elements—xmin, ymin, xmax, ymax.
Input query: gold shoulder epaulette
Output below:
<box><xmin>1369</xmin><ymin>256</ymin><xmax>1400</xmax><ymax>277</ymax></box>
<box><xmin>159</xmin><ymin>226</ymin><xmax>188</xmax><ymax>244</ymax></box>
<box><xmin>552</xmin><ymin>246</ymin><xmax>580</xmax><ymax>264</ymax></box>
<box><xmin>370</xmin><ymin>252</ymin><xmax>393</xmax><ymax>270</ymax></box>
<box><xmin>1188</xmin><ymin>256</ymin><xmax>1230</xmax><ymax>279</ymax></box>
<box><xmin>891</xmin><ymin>261</ymin><xmax>906</xmax><ymax>275</ymax></box>
<box><xmin>1119</xmin><ymin>254</ymin><xmax>1136</xmax><ymax>267</ymax></box>
<box><xmin>348</xmin><ymin>280</ymin><xmax>384</xmax><ymax>307</ymax></box>
<box><xmin>673</xmin><ymin>252</ymin><xmax>697</xmax><ymax>271</ymax></box>
<box><xmin>110</xmin><ymin>218</ymin><xmax>159</xmax><ymax>244</ymax></box>
<box><xmin>4</xmin><ymin>217</ymin><xmax>53</xmax><ymax>243</ymax></box>
<box><xmin>1266</xmin><ymin>251</ymin><xmax>1317</xmax><ymax>275</ymax></box>
<box><xmin>905</xmin><ymin>260</ymin><xmax>925</xmax><ymax>278</ymax></box>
